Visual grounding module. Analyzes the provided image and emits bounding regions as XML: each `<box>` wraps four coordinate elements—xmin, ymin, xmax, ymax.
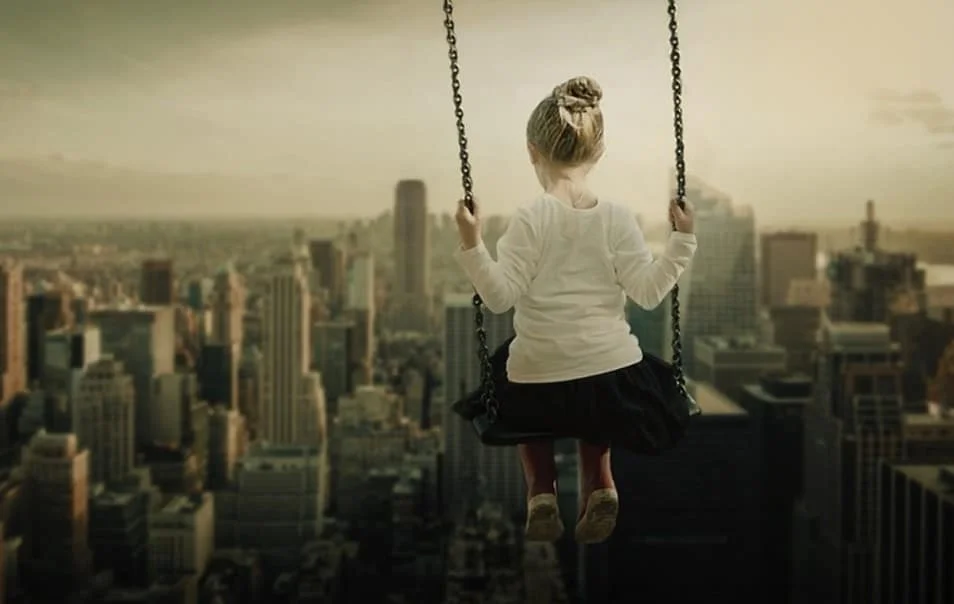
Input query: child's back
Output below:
<box><xmin>456</xmin><ymin>192</ymin><xmax>696</xmax><ymax>385</ymax></box>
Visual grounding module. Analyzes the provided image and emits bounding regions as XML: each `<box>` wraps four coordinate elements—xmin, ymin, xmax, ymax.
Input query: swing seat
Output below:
<box><xmin>452</xmin><ymin>337</ymin><xmax>701</xmax><ymax>451</ymax></box>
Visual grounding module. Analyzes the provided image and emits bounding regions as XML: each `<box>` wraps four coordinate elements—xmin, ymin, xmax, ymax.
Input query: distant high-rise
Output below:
<box><xmin>760</xmin><ymin>231</ymin><xmax>818</xmax><ymax>308</ymax></box>
<box><xmin>442</xmin><ymin>294</ymin><xmax>523</xmax><ymax>518</ymax></box>
<box><xmin>826</xmin><ymin>201</ymin><xmax>925</xmax><ymax>322</ymax></box>
<box><xmin>26</xmin><ymin>288</ymin><xmax>71</xmax><ymax>386</ymax></box>
<box><xmin>210</xmin><ymin>263</ymin><xmax>245</xmax><ymax>348</ymax></box>
<box><xmin>675</xmin><ymin>176</ymin><xmax>757</xmax><ymax>375</ymax></box>
<box><xmin>90</xmin><ymin>307</ymin><xmax>176</xmax><ymax>446</ymax></box>
<box><xmin>21</xmin><ymin>431</ymin><xmax>91</xmax><ymax>593</ymax></box>
<box><xmin>392</xmin><ymin>180</ymin><xmax>431</xmax><ymax>332</ymax></box>
<box><xmin>76</xmin><ymin>357</ymin><xmax>136</xmax><ymax>484</ymax></box>
<box><xmin>140</xmin><ymin>259</ymin><xmax>175</xmax><ymax>305</ymax></box>
<box><xmin>345</xmin><ymin>251</ymin><xmax>375</xmax><ymax>385</ymax></box>
<box><xmin>0</xmin><ymin>259</ymin><xmax>25</xmax><ymax>404</ymax></box>
<box><xmin>309</xmin><ymin>239</ymin><xmax>346</xmax><ymax>311</ymax></box>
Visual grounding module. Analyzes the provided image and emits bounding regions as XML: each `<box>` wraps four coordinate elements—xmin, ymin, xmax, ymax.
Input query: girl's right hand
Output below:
<box><xmin>670</xmin><ymin>198</ymin><xmax>695</xmax><ymax>234</ymax></box>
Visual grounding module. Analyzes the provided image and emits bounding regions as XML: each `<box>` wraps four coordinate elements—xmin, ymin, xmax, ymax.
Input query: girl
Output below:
<box><xmin>453</xmin><ymin>76</ymin><xmax>697</xmax><ymax>544</ymax></box>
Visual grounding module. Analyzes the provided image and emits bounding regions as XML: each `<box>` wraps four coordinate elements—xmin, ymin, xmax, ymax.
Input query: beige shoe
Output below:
<box><xmin>525</xmin><ymin>493</ymin><xmax>564</xmax><ymax>542</ymax></box>
<box><xmin>574</xmin><ymin>488</ymin><xmax>619</xmax><ymax>544</ymax></box>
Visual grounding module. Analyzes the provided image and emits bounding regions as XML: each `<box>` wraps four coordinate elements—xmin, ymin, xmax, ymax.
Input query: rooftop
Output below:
<box><xmin>159</xmin><ymin>493</ymin><xmax>208</xmax><ymax>515</ymax></box>
<box><xmin>696</xmin><ymin>334</ymin><xmax>784</xmax><ymax>352</ymax></box>
<box><xmin>689</xmin><ymin>381</ymin><xmax>747</xmax><ymax>416</ymax></box>
<box><xmin>891</xmin><ymin>464</ymin><xmax>954</xmax><ymax>503</ymax></box>
<box><xmin>445</xmin><ymin>292</ymin><xmax>477</xmax><ymax>308</ymax></box>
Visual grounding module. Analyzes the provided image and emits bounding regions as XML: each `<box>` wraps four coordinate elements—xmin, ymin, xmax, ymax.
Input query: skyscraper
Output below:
<box><xmin>21</xmin><ymin>431</ymin><xmax>92</xmax><ymax>593</ymax></box>
<box><xmin>140</xmin><ymin>258</ymin><xmax>175</xmax><ymax>306</ymax></box>
<box><xmin>792</xmin><ymin>323</ymin><xmax>905</xmax><ymax>604</ymax></box>
<box><xmin>345</xmin><ymin>250</ymin><xmax>375</xmax><ymax>385</ymax></box>
<box><xmin>0</xmin><ymin>259</ymin><xmax>24</xmax><ymax>404</ymax></box>
<box><xmin>826</xmin><ymin>201</ymin><xmax>924</xmax><ymax>322</ymax></box>
<box><xmin>261</xmin><ymin>252</ymin><xmax>324</xmax><ymax>444</ymax></box>
<box><xmin>442</xmin><ymin>294</ymin><xmax>523</xmax><ymax>518</ymax></box>
<box><xmin>760</xmin><ymin>231</ymin><xmax>818</xmax><ymax>308</ymax></box>
<box><xmin>210</xmin><ymin>263</ymin><xmax>245</xmax><ymax>348</ymax></box>
<box><xmin>675</xmin><ymin>176</ymin><xmax>757</xmax><ymax>376</ymax></box>
<box><xmin>76</xmin><ymin>357</ymin><xmax>136</xmax><ymax>484</ymax></box>
<box><xmin>392</xmin><ymin>179</ymin><xmax>431</xmax><ymax>332</ymax></box>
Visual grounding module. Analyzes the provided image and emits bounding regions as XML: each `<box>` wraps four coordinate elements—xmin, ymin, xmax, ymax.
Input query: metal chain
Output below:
<box><xmin>667</xmin><ymin>0</ymin><xmax>689</xmax><ymax>398</ymax></box>
<box><xmin>443</xmin><ymin>0</ymin><xmax>498</xmax><ymax>422</ymax></box>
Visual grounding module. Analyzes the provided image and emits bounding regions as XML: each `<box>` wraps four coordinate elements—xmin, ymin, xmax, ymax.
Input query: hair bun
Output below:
<box><xmin>553</xmin><ymin>76</ymin><xmax>603</xmax><ymax>113</ymax></box>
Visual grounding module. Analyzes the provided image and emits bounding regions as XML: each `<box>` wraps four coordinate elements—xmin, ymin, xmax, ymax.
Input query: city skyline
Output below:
<box><xmin>1</xmin><ymin>0</ymin><xmax>953</xmax><ymax>224</ymax></box>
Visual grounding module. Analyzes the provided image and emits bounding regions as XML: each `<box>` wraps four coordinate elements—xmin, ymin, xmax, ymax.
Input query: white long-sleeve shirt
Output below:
<box><xmin>454</xmin><ymin>194</ymin><xmax>697</xmax><ymax>383</ymax></box>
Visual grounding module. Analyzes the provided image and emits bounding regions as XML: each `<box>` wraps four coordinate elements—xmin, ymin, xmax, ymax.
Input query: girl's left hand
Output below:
<box><xmin>455</xmin><ymin>197</ymin><xmax>482</xmax><ymax>249</ymax></box>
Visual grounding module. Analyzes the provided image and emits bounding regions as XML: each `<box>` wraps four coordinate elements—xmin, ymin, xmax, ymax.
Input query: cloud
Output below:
<box><xmin>869</xmin><ymin>88</ymin><xmax>954</xmax><ymax>137</ymax></box>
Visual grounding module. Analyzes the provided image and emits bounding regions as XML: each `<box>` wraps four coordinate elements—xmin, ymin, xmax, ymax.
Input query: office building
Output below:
<box><xmin>75</xmin><ymin>357</ymin><xmax>136</xmax><ymax>484</ymax></box>
<box><xmin>694</xmin><ymin>335</ymin><xmax>787</xmax><ymax>400</ymax></box>
<box><xmin>391</xmin><ymin>180</ymin><xmax>431</xmax><ymax>332</ymax></box>
<box><xmin>20</xmin><ymin>431</ymin><xmax>91</xmax><ymax>593</ymax></box>
<box><xmin>582</xmin><ymin>381</ymin><xmax>756</xmax><ymax>603</ymax></box>
<box><xmin>793</xmin><ymin>323</ymin><xmax>905</xmax><ymax>604</ymax></box>
<box><xmin>874</xmin><ymin>463</ymin><xmax>954</xmax><ymax>603</ymax></box>
<box><xmin>90</xmin><ymin>307</ymin><xmax>176</xmax><ymax>446</ymax></box>
<box><xmin>827</xmin><ymin>201</ymin><xmax>924</xmax><ymax>322</ymax></box>
<box><xmin>443</xmin><ymin>294</ymin><xmax>523</xmax><ymax>517</ymax></box>
<box><xmin>261</xmin><ymin>252</ymin><xmax>324</xmax><ymax>445</ymax></box>
<box><xmin>150</xmin><ymin>493</ymin><xmax>214</xmax><ymax>578</ymax></box>
<box><xmin>760</xmin><ymin>231</ymin><xmax>818</xmax><ymax>308</ymax></box>
<box><xmin>140</xmin><ymin>259</ymin><xmax>175</xmax><ymax>306</ymax></box>
<box><xmin>0</xmin><ymin>260</ymin><xmax>25</xmax><ymax>404</ymax></box>
<box><xmin>675</xmin><ymin>176</ymin><xmax>757</xmax><ymax>375</ymax></box>
<box><xmin>740</xmin><ymin>375</ymin><xmax>812</xmax><ymax>603</ymax></box>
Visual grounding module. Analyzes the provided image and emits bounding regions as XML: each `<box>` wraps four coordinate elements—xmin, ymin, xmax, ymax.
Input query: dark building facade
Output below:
<box><xmin>740</xmin><ymin>375</ymin><xmax>811</xmax><ymax>603</ymax></box>
<box><xmin>793</xmin><ymin>323</ymin><xmax>905</xmax><ymax>604</ymax></box>
<box><xmin>583</xmin><ymin>382</ymin><xmax>757</xmax><ymax>603</ymax></box>
<box><xmin>874</xmin><ymin>463</ymin><xmax>954</xmax><ymax>604</ymax></box>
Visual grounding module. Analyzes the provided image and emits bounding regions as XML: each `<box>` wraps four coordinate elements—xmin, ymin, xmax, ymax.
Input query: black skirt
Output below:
<box><xmin>452</xmin><ymin>337</ymin><xmax>692</xmax><ymax>454</ymax></box>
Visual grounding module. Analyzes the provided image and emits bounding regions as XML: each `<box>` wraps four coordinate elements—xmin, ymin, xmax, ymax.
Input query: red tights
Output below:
<box><xmin>518</xmin><ymin>441</ymin><xmax>615</xmax><ymax>505</ymax></box>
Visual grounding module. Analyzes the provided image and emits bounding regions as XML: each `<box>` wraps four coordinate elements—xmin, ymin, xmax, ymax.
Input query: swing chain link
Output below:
<box><xmin>443</xmin><ymin>0</ymin><xmax>498</xmax><ymax>422</ymax></box>
<box><xmin>667</xmin><ymin>0</ymin><xmax>689</xmax><ymax>399</ymax></box>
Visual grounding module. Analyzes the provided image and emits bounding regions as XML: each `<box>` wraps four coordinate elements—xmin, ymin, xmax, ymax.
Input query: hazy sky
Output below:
<box><xmin>1</xmin><ymin>0</ymin><xmax>953</xmax><ymax>224</ymax></box>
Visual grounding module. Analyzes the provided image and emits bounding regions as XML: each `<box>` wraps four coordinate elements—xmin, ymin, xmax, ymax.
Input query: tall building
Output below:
<box><xmin>75</xmin><ymin>357</ymin><xmax>136</xmax><ymax>484</ymax></box>
<box><xmin>312</xmin><ymin>320</ymin><xmax>354</xmax><ymax>416</ymax></box>
<box><xmin>392</xmin><ymin>180</ymin><xmax>431</xmax><ymax>332</ymax></box>
<box><xmin>210</xmin><ymin>263</ymin><xmax>245</xmax><ymax>348</ymax></box>
<box><xmin>874</xmin><ymin>463</ymin><xmax>954</xmax><ymax>603</ymax></box>
<box><xmin>90</xmin><ymin>307</ymin><xmax>176</xmax><ymax>446</ymax></box>
<box><xmin>88</xmin><ymin>484</ymin><xmax>152</xmax><ymax>588</ymax></box>
<box><xmin>675</xmin><ymin>176</ymin><xmax>757</xmax><ymax>375</ymax></box>
<box><xmin>207</xmin><ymin>406</ymin><xmax>247</xmax><ymax>490</ymax></box>
<box><xmin>261</xmin><ymin>252</ymin><xmax>325</xmax><ymax>445</ymax></box>
<box><xmin>149</xmin><ymin>492</ymin><xmax>215</xmax><ymax>578</ymax></box>
<box><xmin>740</xmin><ymin>375</ymin><xmax>812</xmax><ymax>604</ymax></box>
<box><xmin>25</xmin><ymin>288</ymin><xmax>71</xmax><ymax>386</ymax></box>
<box><xmin>827</xmin><ymin>201</ymin><xmax>924</xmax><ymax>322</ymax></box>
<box><xmin>345</xmin><ymin>250</ymin><xmax>375</xmax><ymax>385</ymax></box>
<box><xmin>214</xmin><ymin>443</ymin><xmax>329</xmax><ymax>562</ymax></box>
<box><xmin>20</xmin><ymin>431</ymin><xmax>91</xmax><ymax>593</ymax></box>
<box><xmin>309</xmin><ymin>239</ymin><xmax>346</xmax><ymax>312</ymax></box>
<box><xmin>140</xmin><ymin>258</ymin><xmax>175</xmax><ymax>306</ymax></box>
<box><xmin>760</xmin><ymin>231</ymin><xmax>818</xmax><ymax>308</ymax></box>
<box><xmin>0</xmin><ymin>260</ymin><xmax>25</xmax><ymax>404</ymax></box>
<box><xmin>793</xmin><ymin>323</ymin><xmax>905</xmax><ymax>604</ymax></box>
<box><xmin>442</xmin><ymin>294</ymin><xmax>523</xmax><ymax>517</ymax></box>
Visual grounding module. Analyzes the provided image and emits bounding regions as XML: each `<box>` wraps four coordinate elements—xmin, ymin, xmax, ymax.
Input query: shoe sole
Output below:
<box><xmin>525</xmin><ymin>499</ymin><xmax>564</xmax><ymax>542</ymax></box>
<box><xmin>575</xmin><ymin>493</ymin><xmax>618</xmax><ymax>544</ymax></box>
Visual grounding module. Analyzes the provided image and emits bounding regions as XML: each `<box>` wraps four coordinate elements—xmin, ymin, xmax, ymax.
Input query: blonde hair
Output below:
<box><xmin>526</xmin><ymin>76</ymin><xmax>605</xmax><ymax>166</ymax></box>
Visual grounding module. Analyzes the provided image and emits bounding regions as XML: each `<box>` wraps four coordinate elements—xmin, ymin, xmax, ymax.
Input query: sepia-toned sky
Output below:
<box><xmin>1</xmin><ymin>0</ymin><xmax>953</xmax><ymax>224</ymax></box>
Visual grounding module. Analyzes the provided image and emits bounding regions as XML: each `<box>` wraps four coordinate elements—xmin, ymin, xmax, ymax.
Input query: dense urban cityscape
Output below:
<box><xmin>0</xmin><ymin>175</ymin><xmax>950</xmax><ymax>603</ymax></box>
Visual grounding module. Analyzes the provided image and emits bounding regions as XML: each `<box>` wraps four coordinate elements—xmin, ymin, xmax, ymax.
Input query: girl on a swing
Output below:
<box><xmin>453</xmin><ymin>76</ymin><xmax>697</xmax><ymax>544</ymax></box>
